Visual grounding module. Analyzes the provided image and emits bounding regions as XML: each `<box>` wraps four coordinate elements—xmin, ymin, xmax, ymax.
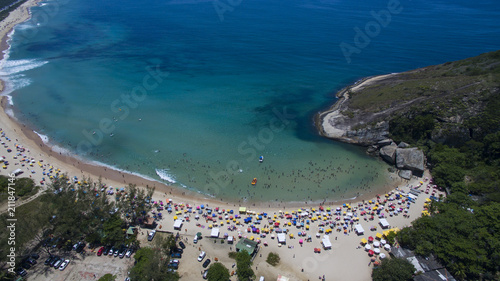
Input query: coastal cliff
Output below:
<box><xmin>317</xmin><ymin>50</ymin><xmax>500</xmax><ymax>176</ymax></box>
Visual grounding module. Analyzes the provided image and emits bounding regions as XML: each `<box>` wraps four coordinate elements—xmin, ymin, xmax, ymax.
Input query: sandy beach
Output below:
<box><xmin>0</xmin><ymin>2</ymin><xmax>444</xmax><ymax>281</ymax></box>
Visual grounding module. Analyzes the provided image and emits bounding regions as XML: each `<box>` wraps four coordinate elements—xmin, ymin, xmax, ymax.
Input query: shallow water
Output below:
<box><xmin>2</xmin><ymin>0</ymin><xmax>500</xmax><ymax>202</ymax></box>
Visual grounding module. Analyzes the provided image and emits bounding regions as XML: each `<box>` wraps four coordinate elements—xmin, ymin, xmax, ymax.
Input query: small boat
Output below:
<box><xmin>259</xmin><ymin>156</ymin><xmax>263</xmax><ymax>163</ymax></box>
<box><xmin>251</xmin><ymin>178</ymin><xmax>257</xmax><ymax>185</ymax></box>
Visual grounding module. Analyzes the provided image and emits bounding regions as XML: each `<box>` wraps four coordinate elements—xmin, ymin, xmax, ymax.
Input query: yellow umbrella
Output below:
<box><xmin>376</xmin><ymin>233</ymin><xmax>383</xmax><ymax>239</ymax></box>
<box><xmin>306</xmin><ymin>225</ymin><xmax>309</xmax><ymax>230</ymax></box>
<box><xmin>361</xmin><ymin>238</ymin><xmax>368</xmax><ymax>244</ymax></box>
<box><xmin>250</xmin><ymin>236</ymin><xmax>254</xmax><ymax>240</ymax></box>
<box><xmin>173</xmin><ymin>216</ymin><xmax>178</xmax><ymax>220</ymax></box>
<box><xmin>209</xmin><ymin>224</ymin><xmax>212</xmax><ymax>228</ymax></box>
<box><xmin>289</xmin><ymin>233</ymin><xmax>294</xmax><ymax>238</ymax></box>
<box><xmin>287</xmin><ymin>222</ymin><xmax>291</xmax><ymax>226</ymax></box>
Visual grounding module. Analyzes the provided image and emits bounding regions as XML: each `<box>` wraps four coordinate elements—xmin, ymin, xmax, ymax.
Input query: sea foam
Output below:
<box><xmin>155</xmin><ymin>168</ymin><xmax>177</xmax><ymax>184</ymax></box>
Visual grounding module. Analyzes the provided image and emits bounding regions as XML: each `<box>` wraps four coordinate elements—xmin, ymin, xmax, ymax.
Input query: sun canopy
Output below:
<box><xmin>173</xmin><ymin>219</ymin><xmax>183</xmax><ymax>230</ymax></box>
<box><xmin>322</xmin><ymin>235</ymin><xmax>332</xmax><ymax>249</ymax></box>
<box><xmin>355</xmin><ymin>224</ymin><xmax>365</xmax><ymax>234</ymax></box>
<box><xmin>379</xmin><ymin>218</ymin><xmax>390</xmax><ymax>229</ymax></box>
<box><xmin>361</xmin><ymin>238</ymin><xmax>368</xmax><ymax>244</ymax></box>
<box><xmin>211</xmin><ymin>227</ymin><xmax>220</xmax><ymax>238</ymax></box>
<box><xmin>277</xmin><ymin>233</ymin><xmax>286</xmax><ymax>244</ymax></box>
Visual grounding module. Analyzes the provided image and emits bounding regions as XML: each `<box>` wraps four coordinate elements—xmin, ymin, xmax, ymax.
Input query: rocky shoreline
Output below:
<box><xmin>316</xmin><ymin>73</ymin><xmax>425</xmax><ymax>179</ymax></box>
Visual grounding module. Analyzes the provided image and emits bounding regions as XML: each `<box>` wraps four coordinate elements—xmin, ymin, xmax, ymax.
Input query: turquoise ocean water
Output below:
<box><xmin>1</xmin><ymin>0</ymin><xmax>499</xmax><ymax>202</ymax></box>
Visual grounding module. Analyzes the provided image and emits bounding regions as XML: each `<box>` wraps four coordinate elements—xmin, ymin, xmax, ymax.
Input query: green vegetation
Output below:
<box><xmin>358</xmin><ymin>51</ymin><xmax>500</xmax><ymax>280</ymax></box>
<box><xmin>235</xmin><ymin>251</ymin><xmax>254</xmax><ymax>281</ymax></box>
<box><xmin>128</xmin><ymin>235</ymin><xmax>179</xmax><ymax>281</ymax></box>
<box><xmin>0</xmin><ymin>0</ymin><xmax>28</xmax><ymax>22</ymax></box>
<box><xmin>0</xmin><ymin>175</ymin><xmax>39</xmax><ymax>203</ymax></box>
<box><xmin>371</xmin><ymin>258</ymin><xmax>415</xmax><ymax>281</ymax></box>
<box><xmin>206</xmin><ymin>262</ymin><xmax>230</xmax><ymax>281</ymax></box>
<box><xmin>266</xmin><ymin>252</ymin><xmax>280</xmax><ymax>266</ymax></box>
<box><xmin>98</xmin><ymin>274</ymin><xmax>117</xmax><ymax>281</ymax></box>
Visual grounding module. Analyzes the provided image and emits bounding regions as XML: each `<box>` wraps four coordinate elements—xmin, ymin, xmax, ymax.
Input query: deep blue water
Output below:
<box><xmin>1</xmin><ymin>0</ymin><xmax>499</xmax><ymax>202</ymax></box>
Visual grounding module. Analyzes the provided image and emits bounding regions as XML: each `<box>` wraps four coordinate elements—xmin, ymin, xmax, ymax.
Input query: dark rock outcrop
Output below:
<box><xmin>379</xmin><ymin>144</ymin><xmax>398</xmax><ymax>165</ymax></box>
<box><xmin>395</xmin><ymin>148</ymin><xmax>425</xmax><ymax>175</ymax></box>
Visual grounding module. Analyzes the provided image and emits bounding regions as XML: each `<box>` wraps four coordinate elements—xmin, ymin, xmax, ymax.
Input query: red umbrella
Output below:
<box><xmin>368</xmin><ymin>250</ymin><xmax>374</xmax><ymax>256</ymax></box>
<box><xmin>368</xmin><ymin>236</ymin><xmax>374</xmax><ymax>242</ymax></box>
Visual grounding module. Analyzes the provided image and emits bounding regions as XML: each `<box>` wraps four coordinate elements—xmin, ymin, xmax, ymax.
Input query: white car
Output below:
<box><xmin>125</xmin><ymin>249</ymin><xmax>132</xmax><ymax>258</ymax></box>
<box><xmin>59</xmin><ymin>259</ymin><xmax>69</xmax><ymax>271</ymax></box>
<box><xmin>197</xmin><ymin>251</ymin><xmax>206</xmax><ymax>262</ymax></box>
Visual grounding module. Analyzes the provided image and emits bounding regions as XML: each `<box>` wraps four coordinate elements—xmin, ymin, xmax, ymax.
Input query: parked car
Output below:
<box><xmin>53</xmin><ymin>258</ymin><xmax>63</xmax><ymax>269</ymax></box>
<box><xmin>49</xmin><ymin>257</ymin><xmax>60</xmax><ymax>267</ymax></box>
<box><xmin>148</xmin><ymin>230</ymin><xmax>156</xmax><ymax>241</ymax></box>
<box><xmin>197</xmin><ymin>251</ymin><xmax>206</xmax><ymax>262</ymax></box>
<box><xmin>26</xmin><ymin>257</ymin><xmax>37</xmax><ymax>265</ymax></box>
<box><xmin>119</xmin><ymin>247</ymin><xmax>127</xmax><ymax>258</ymax></box>
<box><xmin>125</xmin><ymin>249</ymin><xmax>133</xmax><ymax>258</ymax></box>
<box><xmin>59</xmin><ymin>259</ymin><xmax>70</xmax><ymax>271</ymax></box>
<box><xmin>114</xmin><ymin>248</ymin><xmax>120</xmax><ymax>257</ymax></box>
<box><xmin>172</xmin><ymin>252</ymin><xmax>182</xmax><ymax>258</ymax></box>
<box><xmin>178</xmin><ymin>241</ymin><xmax>186</xmax><ymax>249</ymax></box>
<box><xmin>172</xmin><ymin>247</ymin><xmax>183</xmax><ymax>254</ymax></box>
<box><xmin>76</xmin><ymin>242</ymin><xmax>86</xmax><ymax>253</ymax></box>
<box><xmin>97</xmin><ymin>246</ymin><xmax>104</xmax><ymax>256</ymax></box>
<box><xmin>103</xmin><ymin>246</ymin><xmax>111</xmax><ymax>256</ymax></box>
<box><xmin>203</xmin><ymin>270</ymin><xmax>208</xmax><ymax>279</ymax></box>
<box><xmin>21</xmin><ymin>262</ymin><xmax>31</xmax><ymax>270</ymax></box>
<box><xmin>108</xmin><ymin>247</ymin><xmax>115</xmax><ymax>256</ymax></box>
<box><xmin>202</xmin><ymin>259</ymin><xmax>211</xmax><ymax>268</ymax></box>
<box><xmin>44</xmin><ymin>256</ymin><xmax>55</xmax><ymax>266</ymax></box>
<box><xmin>31</xmin><ymin>253</ymin><xmax>40</xmax><ymax>260</ymax></box>
<box><xmin>193</xmin><ymin>236</ymin><xmax>198</xmax><ymax>244</ymax></box>
<box><xmin>16</xmin><ymin>268</ymin><xmax>27</xmax><ymax>277</ymax></box>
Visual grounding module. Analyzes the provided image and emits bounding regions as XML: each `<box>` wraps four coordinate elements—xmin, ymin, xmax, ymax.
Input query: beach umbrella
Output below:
<box><xmin>368</xmin><ymin>250</ymin><xmax>374</xmax><ymax>256</ymax></box>
<box><xmin>374</xmin><ymin>248</ymin><xmax>380</xmax><ymax>254</ymax></box>
<box><xmin>380</xmin><ymin>239</ymin><xmax>386</xmax><ymax>245</ymax></box>
<box><xmin>173</xmin><ymin>216</ymin><xmax>177</xmax><ymax>220</ymax></box>
<box><xmin>371</xmin><ymin>257</ymin><xmax>376</xmax><ymax>262</ymax></box>
<box><xmin>379</xmin><ymin>253</ymin><xmax>386</xmax><ymax>259</ymax></box>
<box><xmin>361</xmin><ymin>238</ymin><xmax>368</xmax><ymax>244</ymax></box>
<box><xmin>365</xmin><ymin>244</ymin><xmax>371</xmax><ymax>251</ymax></box>
<box><xmin>384</xmin><ymin>244</ymin><xmax>391</xmax><ymax>251</ymax></box>
<box><xmin>373</xmin><ymin>241</ymin><xmax>380</xmax><ymax>248</ymax></box>
<box><xmin>368</xmin><ymin>236</ymin><xmax>374</xmax><ymax>242</ymax></box>
<box><xmin>299</xmin><ymin>239</ymin><xmax>303</xmax><ymax>244</ymax></box>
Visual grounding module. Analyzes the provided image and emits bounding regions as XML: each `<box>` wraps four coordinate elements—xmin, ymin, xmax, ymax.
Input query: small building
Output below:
<box><xmin>239</xmin><ymin>207</ymin><xmax>247</xmax><ymax>214</ymax></box>
<box><xmin>173</xmin><ymin>219</ymin><xmax>183</xmax><ymax>230</ymax></box>
<box><xmin>354</xmin><ymin>224</ymin><xmax>365</xmax><ymax>235</ymax></box>
<box><xmin>211</xmin><ymin>227</ymin><xmax>220</xmax><ymax>238</ymax></box>
<box><xmin>379</xmin><ymin>218</ymin><xmax>390</xmax><ymax>229</ymax></box>
<box><xmin>227</xmin><ymin>236</ymin><xmax>234</xmax><ymax>244</ymax></box>
<box><xmin>126</xmin><ymin>226</ymin><xmax>137</xmax><ymax>238</ymax></box>
<box><xmin>143</xmin><ymin>216</ymin><xmax>156</xmax><ymax>229</ymax></box>
<box><xmin>236</xmin><ymin>238</ymin><xmax>258</xmax><ymax>256</ymax></box>
<box><xmin>322</xmin><ymin>235</ymin><xmax>332</xmax><ymax>249</ymax></box>
<box><xmin>277</xmin><ymin>233</ymin><xmax>286</xmax><ymax>244</ymax></box>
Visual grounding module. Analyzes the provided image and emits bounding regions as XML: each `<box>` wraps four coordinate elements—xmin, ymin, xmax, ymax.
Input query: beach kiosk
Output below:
<box><xmin>227</xmin><ymin>236</ymin><xmax>234</xmax><ymax>244</ymax></box>
<box><xmin>173</xmin><ymin>219</ymin><xmax>183</xmax><ymax>230</ymax></box>
<box><xmin>277</xmin><ymin>233</ymin><xmax>286</xmax><ymax>244</ymax></box>
<box><xmin>322</xmin><ymin>235</ymin><xmax>332</xmax><ymax>250</ymax></box>
<box><xmin>379</xmin><ymin>218</ymin><xmax>390</xmax><ymax>229</ymax></box>
<box><xmin>211</xmin><ymin>227</ymin><xmax>220</xmax><ymax>238</ymax></box>
<box><xmin>355</xmin><ymin>224</ymin><xmax>365</xmax><ymax>235</ymax></box>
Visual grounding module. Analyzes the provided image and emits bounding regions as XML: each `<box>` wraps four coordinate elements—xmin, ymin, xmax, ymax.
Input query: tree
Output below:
<box><xmin>206</xmin><ymin>262</ymin><xmax>230</xmax><ymax>281</ymax></box>
<box><xmin>266</xmin><ymin>252</ymin><xmax>280</xmax><ymax>266</ymax></box>
<box><xmin>372</xmin><ymin>258</ymin><xmax>415</xmax><ymax>281</ymax></box>
<box><xmin>98</xmin><ymin>274</ymin><xmax>116</xmax><ymax>281</ymax></box>
<box><xmin>235</xmin><ymin>251</ymin><xmax>254</xmax><ymax>281</ymax></box>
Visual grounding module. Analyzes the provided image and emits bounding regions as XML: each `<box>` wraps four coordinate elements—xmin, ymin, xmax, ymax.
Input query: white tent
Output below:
<box><xmin>277</xmin><ymin>233</ymin><xmax>286</xmax><ymax>244</ymax></box>
<box><xmin>373</xmin><ymin>241</ymin><xmax>380</xmax><ymax>248</ymax></box>
<box><xmin>173</xmin><ymin>219</ymin><xmax>183</xmax><ymax>230</ymax></box>
<box><xmin>227</xmin><ymin>236</ymin><xmax>234</xmax><ymax>244</ymax></box>
<box><xmin>365</xmin><ymin>244</ymin><xmax>372</xmax><ymax>251</ymax></box>
<box><xmin>322</xmin><ymin>235</ymin><xmax>332</xmax><ymax>249</ymax></box>
<box><xmin>379</xmin><ymin>218</ymin><xmax>390</xmax><ymax>229</ymax></box>
<box><xmin>211</xmin><ymin>227</ymin><xmax>220</xmax><ymax>238</ymax></box>
<box><xmin>354</xmin><ymin>224</ymin><xmax>365</xmax><ymax>235</ymax></box>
